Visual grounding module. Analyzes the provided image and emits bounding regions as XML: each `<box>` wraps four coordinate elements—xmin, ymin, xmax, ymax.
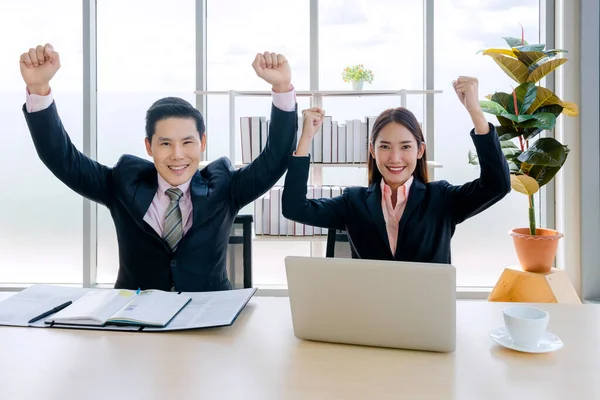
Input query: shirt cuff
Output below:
<box><xmin>473</xmin><ymin>122</ymin><xmax>493</xmax><ymax>135</ymax></box>
<box><xmin>292</xmin><ymin>151</ymin><xmax>310</xmax><ymax>158</ymax></box>
<box><xmin>272</xmin><ymin>85</ymin><xmax>296</xmax><ymax>112</ymax></box>
<box><xmin>26</xmin><ymin>88</ymin><xmax>54</xmax><ymax>113</ymax></box>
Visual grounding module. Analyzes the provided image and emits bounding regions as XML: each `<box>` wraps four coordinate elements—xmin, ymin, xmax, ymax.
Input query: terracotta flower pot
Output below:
<box><xmin>509</xmin><ymin>228</ymin><xmax>564</xmax><ymax>273</ymax></box>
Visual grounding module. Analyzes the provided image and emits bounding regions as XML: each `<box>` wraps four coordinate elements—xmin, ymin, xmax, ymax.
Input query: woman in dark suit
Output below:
<box><xmin>281</xmin><ymin>76</ymin><xmax>511</xmax><ymax>264</ymax></box>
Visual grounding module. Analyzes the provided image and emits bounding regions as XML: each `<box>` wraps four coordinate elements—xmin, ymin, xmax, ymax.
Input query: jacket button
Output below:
<box><xmin>170</xmin><ymin>260</ymin><xmax>177</xmax><ymax>268</ymax></box>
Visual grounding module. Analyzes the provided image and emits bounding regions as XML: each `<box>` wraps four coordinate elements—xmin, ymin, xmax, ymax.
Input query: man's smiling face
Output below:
<box><xmin>145</xmin><ymin>117</ymin><xmax>206</xmax><ymax>186</ymax></box>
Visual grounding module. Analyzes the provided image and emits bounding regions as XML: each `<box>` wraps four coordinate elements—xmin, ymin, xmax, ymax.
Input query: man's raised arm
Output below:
<box><xmin>230</xmin><ymin>51</ymin><xmax>298</xmax><ymax>209</ymax></box>
<box><xmin>21</xmin><ymin>43</ymin><xmax>113</xmax><ymax>206</ymax></box>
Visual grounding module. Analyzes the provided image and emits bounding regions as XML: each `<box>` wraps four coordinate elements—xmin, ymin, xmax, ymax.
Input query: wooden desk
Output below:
<box><xmin>0</xmin><ymin>295</ymin><xmax>598</xmax><ymax>400</ymax></box>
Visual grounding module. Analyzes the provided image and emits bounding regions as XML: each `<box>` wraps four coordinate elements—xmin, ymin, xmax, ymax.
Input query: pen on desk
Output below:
<box><xmin>136</xmin><ymin>287</ymin><xmax>141</xmax><ymax>295</ymax></box>
<box><xmin>28</xmin><ymin>301</ymin><xmax>73</xmax><ymax>324</ymax></box>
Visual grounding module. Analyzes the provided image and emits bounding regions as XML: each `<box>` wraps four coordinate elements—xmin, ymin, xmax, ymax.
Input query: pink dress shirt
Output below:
<box><xmin>144</xmin><ymin>173</ymin><xmax>194</xmax><ymax>236</ymax></box>
<box><xmin>26</xmin><ymin>87</ymin><xmax>297</xmax><ymax>237</ymax></box>
<box><xmin>380</xmin><ymin>176</ymin><xmax>413</xmax><ymax>256</ymax></box>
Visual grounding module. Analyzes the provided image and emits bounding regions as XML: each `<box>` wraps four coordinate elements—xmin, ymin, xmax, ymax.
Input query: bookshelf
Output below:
<box><xmin>195</xmin><ymin>89</ymin><xmax>443</xmax><ymax>242</ymax></box>
<box><xmin>194</xmin><ymin>89</ymin><xmax>443</xmax><ymax>172</ymax></box>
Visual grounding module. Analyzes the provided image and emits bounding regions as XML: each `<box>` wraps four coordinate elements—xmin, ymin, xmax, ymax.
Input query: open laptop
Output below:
<box><xmin>284</xmin><ymin>256</ymin><xmax>456</xmax><ymax>352</ymax></box>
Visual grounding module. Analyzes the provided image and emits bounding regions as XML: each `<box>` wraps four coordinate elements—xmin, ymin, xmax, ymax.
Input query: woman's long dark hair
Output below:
<box><xmin>367</xmin><ymin>107</ymin><xmax>428</xmax><ymax>185</ymax></box>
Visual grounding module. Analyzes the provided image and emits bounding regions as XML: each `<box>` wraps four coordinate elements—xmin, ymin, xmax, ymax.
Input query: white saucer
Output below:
<box><xmin>489</xmin><ymin>326</ymin><xmax>563</xmax><ymax>353</ymax></box>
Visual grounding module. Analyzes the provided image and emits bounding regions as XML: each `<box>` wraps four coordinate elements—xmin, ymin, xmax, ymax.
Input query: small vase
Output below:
<box><xmin>352</xmin><ymin>80</ymin><xmax>364</xmax><ymax>91</ymax></box>
<box><xmin>509</xmin><ymin>228</ymin><xmax>564</xmax><ymax>273</ymax></box>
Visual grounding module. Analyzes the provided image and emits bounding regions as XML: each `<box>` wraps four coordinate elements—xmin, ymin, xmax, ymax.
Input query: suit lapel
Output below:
<box><xmin>365</xmin><ymin>183</ymin><xmax>392</xmax><ymax>256</ymax></box>
<box><xmin>189</xmin><ymin>171</ymin><xmax>209</xmax><ymax>229</ymax></box>
<box><xmin>132</xmin><ymin>168</ymin><xmax>159</xmax><ymax>222</ymax></box>
<box><xmin>128</xmin><ymin>167</ymin><xmax>175</xmax><ymax>252</ymax></box>
<box><xmin>395</xmin><ymin>178</ymin><xmax>426</xmax><ymax>259</ymax></box>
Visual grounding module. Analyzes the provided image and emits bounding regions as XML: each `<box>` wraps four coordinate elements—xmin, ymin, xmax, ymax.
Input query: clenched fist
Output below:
<box><xmin>452</xmin><ymin>76</ymin><xmax>489</xmax><ymax>134</ymax></box>
<box><xmin>252</xmin><ymin>51</ymin><xmax>292</xmax><ymax>93</ymax></box>
<box><xmin>452</xmin><ymin>76</ymin><xmax>481</xmax><ymax>115</ymax></box>
<box><xmin>19</xmin><ymin>44</ymin><xmax>60</xmax><ymax>95</ymax></box>
<box><xmin>301</xmin><ymin>107</ymin><xmax>325</xmax><ymax>138</ymax></box>
<box><xmin>293</xmin><ymin>107</ymin><xmax>325</xmax><ymax>157</ymax></box>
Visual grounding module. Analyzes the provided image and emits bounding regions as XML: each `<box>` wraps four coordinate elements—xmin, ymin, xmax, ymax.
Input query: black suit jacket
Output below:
<box><xmin>282</xmin><ymin>124</ymin><xmax>511</xmax><ymax>264</ymax></box>
<box><xmin>24</xmin><ymin>101</ymin><xmax>297</xmax><ymax>292</ymax></box>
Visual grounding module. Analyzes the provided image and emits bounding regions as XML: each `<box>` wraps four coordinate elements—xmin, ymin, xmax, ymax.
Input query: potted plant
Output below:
<box><xmin>342</xmin><ymin>64</ymin><xmax>374</xmax><ymax>90</ymax></box>
<box><xmin>468</xmin><ymin>33</ymin><xmax>578</xmax><ymax>273</ymax></box>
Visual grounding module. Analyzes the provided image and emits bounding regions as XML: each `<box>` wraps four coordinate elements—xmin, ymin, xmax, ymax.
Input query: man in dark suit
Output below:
<box><xmin>20</xmin><ymin>43</ymin><xmax>298</xmax><ymax>292</ymax></box>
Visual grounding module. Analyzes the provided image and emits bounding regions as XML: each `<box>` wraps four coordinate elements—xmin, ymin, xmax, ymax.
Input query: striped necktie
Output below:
<box><xmin>163</xmin><ymin>188</ymin><xmax>184</xmax><ymax>251</ymax></box>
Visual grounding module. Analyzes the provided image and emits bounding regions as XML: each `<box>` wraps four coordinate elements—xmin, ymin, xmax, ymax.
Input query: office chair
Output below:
<box><xmin>325</xmin><ymin>228</ymin><xmax>356</xmax><ymax>258</ymax></box>
<box><xmin>227</xmin><ymin>215</ymin><xmax>253</xmax><ymax>289</ymax></box>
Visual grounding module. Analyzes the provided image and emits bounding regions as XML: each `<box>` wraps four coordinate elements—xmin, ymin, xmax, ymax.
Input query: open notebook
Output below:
<box><xmin>45</xmin><ymin>289</ymin><xmax>191</xmax><ymax>328</ymax></box>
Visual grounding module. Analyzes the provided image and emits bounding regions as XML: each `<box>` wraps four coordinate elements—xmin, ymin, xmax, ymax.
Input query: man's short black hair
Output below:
<box><xmin>145</xmin><ymin>97</ymin><xmax>206</xmax><ymax>141</ymax></box>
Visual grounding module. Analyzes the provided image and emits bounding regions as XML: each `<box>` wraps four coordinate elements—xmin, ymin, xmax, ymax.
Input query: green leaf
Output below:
<box><xmin>515</xmin><ymin>82</ymin><xmax>538</xmax><ymax>115</ymax></box>
<box><xmin>501</xmin><ymin>140</ymin><xmax>520</xmax><ymax>148</ymax></box>
<box><xmin>496</xmin><ymin>126</ymin><xmax>522</xmax><ymax>141</ymax></box>
<box><xmin>505</xmin><ymin>153</ymin><xmax>522</xmax><ymax>161</ymax></box>
<box><xmin>491</xmin><ymin>92</ymin><xmax>514</xmax><ymax>114</ymax></box>
<box><xmin>480</xmin><ymin>100</ymin><xmax>508</xmax><ymax>116</ymax></box>
<box><xmin>526</xmin><ymin>86</ymin><xmax>563</xmax><ymax>114</ymax></box>
<box><xmin>513</xmin><ymin>50</ymin><xmax>548</xmax><ymax>67</ymax></box>
<box><xmin>501</xmin><ymin>140</ymin><xmax>520</xmax><ymax>151</ymax></box>
<box><xmin>531</xmin><ymin>50</ymin><xmax>568</xmax><ymax>67</ymax></box>
<box><xmin>487</xmin><ymin>53</ymin><xmax>530</xmax><ymax>83</ymax></box>
<box><xmin>513</xmin><ymin>44</ymin><xmax>546</xmax><ymax>52</ymax></box>
<box><xmin>500</xmin><ymin>113</ymin><xmax>536</xmax><ymax>123</ymax></box>
<box><xmin>503</xmin><ymin>37</ymin><xmax>528</xmax><ymax>47</ymax></box>
<box><xmin>508</xmin><ymin>161</ymin><xmax>522</xmax><ymax>173</ymax></box>
<box><xmin>521</xmin><ymin>128</ymin><xmax>544</xmax><ymax>141</ymax></box>
<box><xmin>537</xmin><ymin>104</ymin><xmax>564</xmax><ymax>117</ymax></box>
<box><xmin>527</xmin><ymin>58</ymin><xmax>569</xmax><ymax>83</ymax></box>
<box><xmin>521</xmin><ymin>150</ymin><xmax>569</xmax><ymax>188</ymax></box>
<box><xmin>501</xmin><ymin>140</ymin><xmax>522</xmax><ymax>159</ymax></box>
<box><xmin>528</xmin><ymin>165</ymin><xmax>561</xmax><ymax>187</ymax></box>
<box><xmin>532</xmin><ymin>113</ymin><xmax>557</xmax><ymax>129</ymax></box>
<box><xmin>522</xmin><ymin>105</ymin><xmax>563</xmax><ymax>139</ymax></box>
<box><xmin>468</xmin><ymin>149</ymin><xmax>479</xmax><ymax>165</ymax></box>
<box><xmin>544</xmin><ymin>49</ymin><xmax>568</xmax><ymax>58</ymax></box>
<box><xmin>516</xmin><ymin>112</ymin><xmax>557</xmax><ymax>130</ymax></box>
<box><xmin>471</xmin><ymin>141</ymin><xmax>523</xmax><ymax>166</ymax></box>
<box><xmin>527</xmin><ymin>63</ymin><xmax>541</xmax><ymax>73</ymax></box>
<box><xmin>517</xmin><ymin>137</ymin><xmax>568</xmax><ymax>167</ymax></box>
<box><xmin>497</xmin><ymin>115</ymin><xmax>515</xmax><ymax>127</ymax></box>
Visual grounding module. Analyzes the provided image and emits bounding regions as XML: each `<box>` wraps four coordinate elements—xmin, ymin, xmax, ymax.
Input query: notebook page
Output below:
<box><xmin>0</xmin><ymin>285</ymin><xmax>89</xmax><ymax>327</ymax></box>
<box><xmin>49</xmin><ymin>290</ymin><xmax>135</xmax><ymax>325</ymax></box>
<box><xmin>143</xmin><ymin>288</ymin><xmax>256</xmax><ymax>331</ymax></box>
<box><xmin>107</xmin><ymin>290</ymin><xmax>191</xmax><ymax>327</ymax></box>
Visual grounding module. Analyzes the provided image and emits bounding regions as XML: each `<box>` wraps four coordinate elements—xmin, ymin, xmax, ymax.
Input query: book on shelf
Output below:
<box><xmin>254</xmin><ymin>184</ymin><xmax>346</xmax><ymax>237</ymax></box>
<box><xmin>331</xmin><ymin>120</ymin><xmax>338</xmax><ymax>163</ymax></box>
<box><xmin>240</xmin><ymin>116</ymin><xmax>268</xmax><ymax>163</ymax></box>
<box><xmin>241</xmin><ymin>114</ymin><xmax>378</xmax><ymax>164</ymax></box>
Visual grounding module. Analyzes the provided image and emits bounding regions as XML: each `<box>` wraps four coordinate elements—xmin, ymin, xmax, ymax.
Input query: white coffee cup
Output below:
<box><xmin>503</xmin><ymin>305</ymin><xmax>549</xmax><ymax>347</ymax></box>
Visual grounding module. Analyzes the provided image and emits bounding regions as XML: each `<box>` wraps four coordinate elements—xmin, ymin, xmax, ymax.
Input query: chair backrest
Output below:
<box><xmin>325</xmin><ymin>228</ymin><xmax>356</xmax><ymax>258</ymax></box>
<box><xmin>227</xmin><ymin>215</ymin><xmax>253</xmax><ymax>289</ymax></box>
